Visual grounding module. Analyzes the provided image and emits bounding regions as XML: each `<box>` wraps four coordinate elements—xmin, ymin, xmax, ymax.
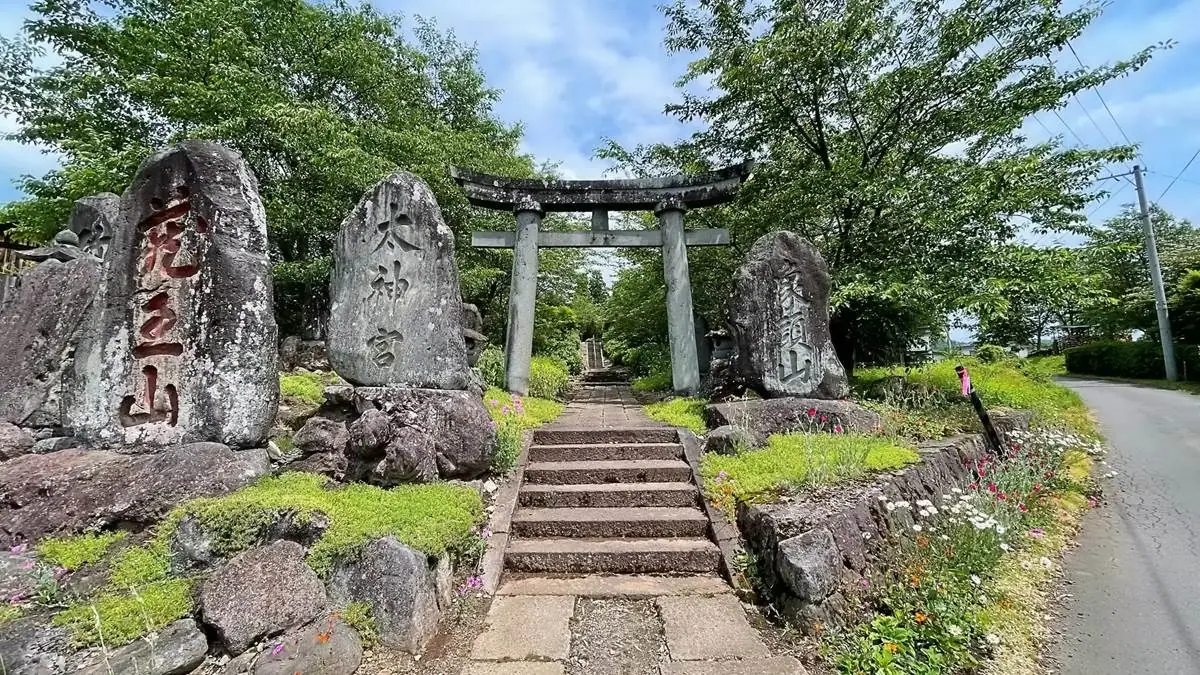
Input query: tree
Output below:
<box><xmin>0</xmin><ymin>0</ymin><xmax>536</xmax><ymax>338</ymax></box>
<box><xmin>1171</xmin><ymin>270</ymin><xmax>1200</xmax><ymax>344</ymax></box>
<box><xmin>602</xmin><ymin>0</ymin><xmax>1163</xmax><ymax>371</ymax></box>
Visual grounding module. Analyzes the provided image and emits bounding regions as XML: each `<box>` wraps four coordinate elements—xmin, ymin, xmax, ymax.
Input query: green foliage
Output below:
<box><xmin>631</xmin><ymin>369</ymin><xmax>674</xmax><ymax>393</ymax></box>
<box><xmin>528</xmin><ymin>357</ymin><xmax>570</xmax><ymax>400</ymax></box>
<box><xmin>533</xmin><ymin>304</ymin><xmax>583</xmax><ymax>375</ymax></box>
<box><xmin>107</xmin><ymin>541</ymin><xmax>172</xmax><ymax>590</ymax></box>
<box><xmin>1021</xmin><ymin>355</ymin><xmax>1067</xmax><ymax>379</ymax></box>
<box><xmin>341</xmin><ymin>601</ymin><xmax>379</xmax><ymax>647</ymax></box>
<box><xmin>973</xmin><ymin>344</ymin><xmax>1015</xmax><ymax>365</ymax></box>
<box><xmin>477</xmin><ymin>346</ymin><xmax>506</xmax><ymax>390</ymax></box>
<box><xmin>280</xmin><ymin>372</ymin><xmax>327</xmax><ymax>407</ymax></box>
<box><xmin>702</xmin><ymin>434</ymin><xmax>918</xmax><ymax>508</ymax></box>
<box><xmin>170</xmin><ymin>473</ymin><xmax>482</xmax><ymax>576</ymax></box>
<box><xmin>36</xmin><ymin>532</ymin><xmax>126</xmax><ymax>571</ymax></box>
<box><xmin>600</xmin><ymin>0</ymin><xmax>1162</xmax><ymax>370</ymax></box>
<box><xmin>1065</xmin><ymin>340</ymin><xmax>1200</xmax><ymax>382</ymax></box>
<box><xmin>52</xmin><ymin>579</ymin><xmax>193</xmax><ymax>648</ymax></box>
<box><xmin>0</xmin><ymin>604</ymin><xmax>21</xmax><ymax>625</ymax></box>
<box><xmin>643</xmin><ymin>398</ymin><xmax>708</xmax><ymax>434</ymax></box>
<box><xmin>482</xmin><ymin>388</ymin><xmax>563</xmax><ymax>474</ymax></box>
<box><xmin>1171</xmin><ymin>270</ymin><xmax>1200</xmax><ymax>344</ymax></box>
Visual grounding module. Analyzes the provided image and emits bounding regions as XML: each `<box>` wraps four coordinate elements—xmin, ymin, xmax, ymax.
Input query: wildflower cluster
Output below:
<box><xmin>796</xmin><ymin>407</ymin><xmax>846</xmax><ymax>434</ymax></box>
<box><xmin>486</xmin><ymin>394</ymin><xmax>526</xmax><ymax>474</ymax></box>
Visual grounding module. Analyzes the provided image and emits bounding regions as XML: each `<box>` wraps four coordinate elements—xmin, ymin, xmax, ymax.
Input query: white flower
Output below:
<box><xmin>979</xmin><ymin>595</ymin><xmax>990</xmax><ymax>604</ymax></box>
<box><xmin>985</xmin><ymin>634</ymin><xmax>1001</xmax><ymax>646</ymax></box>
<box><xmin>894</xmin><ymin>500</ymin><xmax>910</xmax><ymax>509</ymax></box>
<box><xmin>940</xmin><ymin>534</ymin><xmax>950</xmax><ymax>541</ymax></box>
<box><xmin>885</xmin><ymin>502</ymin><xmax>896</xmax><ymax>512</ymax></box>
<box><xmin>878</xmin><ymin>495</ymin><xmax>889</xmax><ymax>502</ymax></box>
<box><xmin>925</xmin><ymin>506</ymin><xmax>938</xmax><ymax>516</ymax></box>
<box><xmin>970</xmin><ymin>574</ymin><xmax>981</xmax><ymax>586</ymax></box>
<box><xmin>996</xmin><ymin>525</ymin><xmax>1007</xmax><ymax>535</ymax></box>
<box><xmin>1040</xmin><ymin>556</ymin><xmax>1054</xmax><ymax>569</ymax></box>
<box><xmin>916</xmin><ymin>499</ymin><xmax>933</xmax><ymax>508</ymax></box>
<box><xmin>862</xmin><ymin>531</ymin><xmax>872</xmax><ymax>540</ymax></box>
<box><xmin>947</xmin><ymin>625</ymin><xmax>963</xmax><ymax>637</ymax></box>
<box><xmin>999</xmin><ymin>543</ymin><xmax>1011</xmax><ymax>552</ymax></box>
<box><xmin>952</xmin><ymin>487</ymin><xmax>963</xmax><ymax>494</ymax></box>
<box><xmin>912</xmin><ymin>524</ymin><xmax>923</xmax><ymax>532</ymax></box>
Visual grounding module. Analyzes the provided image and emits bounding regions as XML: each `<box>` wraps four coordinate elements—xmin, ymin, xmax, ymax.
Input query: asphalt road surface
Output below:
<box><xmin>1051</xmin><ymin>379</ymin><xmax>1200</xmax><ymax>675</ymax></box>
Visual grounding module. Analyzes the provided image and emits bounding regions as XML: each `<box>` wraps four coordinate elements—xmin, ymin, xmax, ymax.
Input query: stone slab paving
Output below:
<box><xmin>657</xmin><ymin>595</ymin><xmax>773</xmax><ymax>661</ymax></box>
<box><xmin>462</xmin><ymin>663</ymin><xmax>566</xmax><ymax>675</ymax></box>
<box><xmin>497</xmin><ymin>574</ymin><xmax>731</xmax><ymax>597</ymax></box>
<box><xmin>547</xmin><ymin>383</ymin><xmax>665</xmax><ymax>430</ymax></box>
<box><xmin>658</xmin><ymin>657</ymin><xmax>806</xmax><ymax>675</ymax></box>
<box><xmin>469</xmin><ymin>595</ymin><xmax>575</xmax><ymax>662</ymax></box>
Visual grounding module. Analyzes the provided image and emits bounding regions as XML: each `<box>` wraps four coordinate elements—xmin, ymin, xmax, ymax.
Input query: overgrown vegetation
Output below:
<box><xmin>279</xmin><ymin>371</ymin><xmax>338</xmax><ymax>407</ymax></box>
<box><xmin>36</xmin><ymin>532</ymin><xmax>126</xmax><ymax>571</ymax></box>
<box><xmin>823</xmin><ymin>428</ymin><xmax>1100</xmax><ymax>674</ymax></box>
<box><xmin>643</xmin><ymin>397</ymin><xmax>707</xmax><ymax>434</ymax></box>
<box><xmin>484</xmin><ymin>387</ymin><xmax>564</xmax><ymax>474</ymax></box>
<box><xmin>701</xmin><ymin>434</ymin><xmax>918</xmax><ymax>511</ymax></box>
<box><xmin>1065</xmin><ymin>340</ymin><xmax>1200</xmax><ymax>383</ymax></box>
<box><xmin>53</xmin><ymin>579</ymin><xmax>194</xmax><ymax>648</ymax></box>
<box><xmin>340</xmin><ymin>601</ymin><xmax>380</xmax><ymax>647</ymax></box>
<box><xmin>477</xmin><ymin>347</ymin><xmax>573</xmax><ymax>401</ymax></box>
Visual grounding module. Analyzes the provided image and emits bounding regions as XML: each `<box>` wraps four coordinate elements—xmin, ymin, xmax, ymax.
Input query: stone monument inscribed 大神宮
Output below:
<box><xmin>69</xmin><ymin>192</ymin><xmax>121</xmax><ymax>259</ymax></box>
<box><xmin>730</xmin><ymin>231</ymin><xmax>849</xmax><ymax>399</ymax></box>
<box><xmin>0</xmin><ymin>230</ymin><xmax>102</xmax><ymax>428</ymax></box>
<box><xmin>327</xmin><ymin>172</ymin><xmax>472</xmax><ymax>389</ymax></box>
<box><xmin>67</xmin><ymin>141</ymin><xmax>279</xmax><ymax>449</ymax></box>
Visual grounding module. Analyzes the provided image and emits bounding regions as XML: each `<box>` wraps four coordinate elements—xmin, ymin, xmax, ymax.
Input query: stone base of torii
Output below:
<box><xmin>450</xmin><ymin>163</ymin><xmax>754</xmax><ymax>395</ymax></box>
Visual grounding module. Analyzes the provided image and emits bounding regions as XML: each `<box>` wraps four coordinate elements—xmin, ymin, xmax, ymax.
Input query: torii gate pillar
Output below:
<box><xmin>451</xmin><ymin>162</ymin><xmax>754</xmax><ymax>396</ymax></box>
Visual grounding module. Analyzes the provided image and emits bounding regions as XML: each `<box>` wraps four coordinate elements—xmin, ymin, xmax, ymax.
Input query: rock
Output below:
<box><xmin>294</xmin><ymin>417</ymin><xmax>349</xmax><ymax>458</ymax></box>
<box><xmin>729</xmin><ymin>232</ymin><xmax>848</xmax><ymax>399</ymax></box>
<box><xmin>234</xmin><ymin>447</ymin><xmax>272</xmax><ymax>479</ymax></box>
<box><xmin>78</xmin><ymin>618</ymin><xmax>207</xmax><ymax>675</ymax></box>
<box><xmin>170</xmin><ymin>510</ymin><xmax>329</xmax><ymax>574</ymax></box>
<box><xmin>200</xmin><ymin>541</ymin><xmax>328</xmax><ymax>655</ymax></box>
<box><xmin>66</xmin><ymin>140</ymin><xmax>279</xmax><ymax>449</ymax></box>
<box><xmin>327</xmin><ymin>171</ymin><xmax>472</xmax><ymax>389</ymax></box>
<box><xmin>251</xmin><ymin>619</ymin><xmax>363</xmax><ymax>675</ymax></box>
<box><xmin>327</xmin><ymin>537</ymin><xmax>441</xmax><ymax>653</ymax></box>
<box><xmin>0</xmin><ymin>442</ymin><xmax>262</xmax><ymax>546</ymax></box>
<box><xmin>0</xmin><ymin>423</ymin><xmax>35</xmax><ymax>461</ymax></box>
<box><xmin>0</xmin><ymin>256</ymin><xmax>102</xmax><ymax>428</ymax></box>
<box><xmin>280</xmin><ymin>337</ymin><xmax>331</xmax><ymax>372</ymax></box>
<box><xmin>341</xmin><ymin>386</ymin><xmax>495</xmax><ymax>482</ymax></box>
<box><xmin>704</xmin><ymin>398</ymin><xmax>882</xmax><ymax>446</ymax></box>
<box><xmin>0</xmin><ymin>547</ymin><xmax>40</xmax><ymax>604</ymax></box>
<box><xmin>68</xmin><ymin>193</ymin><xmax>121</xmax><ymax>259</ymax></box>
<box><xmin>703</xmin><ymin>425</ymin><xmax>756</xmax><ymax>455</ymax></box>
<box><xmin>776</xmin><ymin>528</ymin><xmax>842</xmax><ymax>602</ymax></box>
<box><xmin>29</xmin><ymin>436</ymin><xmax>80</xmax><ymax>454</ymax></box>
<box><xmin>0</xmin><ymin>616</ymin><xmax>72</xmax><ymax>675</ymax></box>
<box><xmin>461</xmin><ymin>302</ymin><xmax>488</xmax><ymax>367</ymax></box>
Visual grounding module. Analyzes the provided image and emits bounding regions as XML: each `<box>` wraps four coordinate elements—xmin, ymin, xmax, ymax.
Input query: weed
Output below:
<box><xmin>340</xmin><ymin>601</ymin><xmax>379</xmax><ymax>647</ymax></box>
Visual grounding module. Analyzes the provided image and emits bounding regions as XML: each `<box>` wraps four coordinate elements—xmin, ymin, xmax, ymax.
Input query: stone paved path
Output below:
<box><xmin>464</xmin><ymin>381</ymin><xmax>804</xmax><ymax>675</ymax></box>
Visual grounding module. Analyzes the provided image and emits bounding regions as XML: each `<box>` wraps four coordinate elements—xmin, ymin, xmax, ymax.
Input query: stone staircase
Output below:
<box><xmin>504</xmin><ymin>426</ymin><xmax>722</xmax><ymax>575</ymax></box>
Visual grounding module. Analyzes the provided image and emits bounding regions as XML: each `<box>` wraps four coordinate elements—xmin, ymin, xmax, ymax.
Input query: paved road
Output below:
<box><xmin>1052</xmin><ymin>379</ymin><xmax>1200</xmax><ymax>675</ymax></box>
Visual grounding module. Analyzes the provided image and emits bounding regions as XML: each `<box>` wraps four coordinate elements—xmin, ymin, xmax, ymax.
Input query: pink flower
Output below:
<box><xmin>270</xmin><ymin>643</ymin><xmax>285</xmax><ymax>657</ymax></box>
<box><xmin>806</xmin><ymin>408</ymin><xmax>817</xmax><ymax>417</ymax></box>
<box><xmin>819</xmin><ymin>415</ymin><xmax>829</xmax><ymax>423</ymax></box>
<box><xmin>10</xmin><ymin>544</ymin><xmax>26</xmax><ymax>555</ymax></box>
<box><xmin>481</xmin><ymin>526</ymin><xmax>493</xmax><ymax>539</ymax></box>
<box><xmin>1087</xmin><ymin>497</ymin><xmax>1098</xmax><ymax>508</ymax></box>
<box><xmin>501</xmin><ymin>405</ymin><xmax>511</xmax><ymax>415</ymax></box>
<box><xmin>987</xmin><ymin>483</ymin><xmax>998</xmax><ymax>493</ymax></box>
<box><xmin>1028</xmin><ymin>528</ymin><xmax>1045</xmax><ymax>539</ymax></box>
<box><xmin>489</xmin><ymin>399</ymin><xmax>500</xmax><ymax>406</ymax></box>
<box><xmin>997</xmin><ymin>492</ymin><xmax>1007</xmax><ymax>501</ymax></box>
<box><xmin>1018</xmin><ymin>503</ymin><xmax>1028</xmax><ymax>513</ymax></box>
<box><xmin>833</xmin><ymin>424</ymin><xmax>844</xmax><ymax>434</ymax></box>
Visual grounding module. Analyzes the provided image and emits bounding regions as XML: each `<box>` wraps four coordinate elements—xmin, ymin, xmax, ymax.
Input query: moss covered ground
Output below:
<box><xmin>643</xmin><ymin>397</ymin><xmax>707</xmax><ymax>434</ymax></box>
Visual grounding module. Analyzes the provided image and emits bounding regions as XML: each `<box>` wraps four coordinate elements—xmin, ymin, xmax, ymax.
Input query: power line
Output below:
<box><xmin>1154</xmin><ymin>148</ymin><xmax>1200</xmax><ymax>203</ymax></box>
<box><xmin>1088</xmin><ymin>180</ymin><xmax>1131</xmax><ymax>218</ymax></box>
<box><xmin>1147</xmin><ymin>170</ymin><xmax>1200</xmax><ymax>188</ymax></box>
<box><xmin>1065</xmin><ymin>41</ymin><xmax>1137</xmax><ymax>150</ymax></box>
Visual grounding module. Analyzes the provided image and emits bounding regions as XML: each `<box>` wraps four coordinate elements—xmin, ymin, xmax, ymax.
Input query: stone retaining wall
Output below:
<box><xmin>736</xmin><ymin>411</ymin><xmax>1032</xmax><ymax>632</ymax></box>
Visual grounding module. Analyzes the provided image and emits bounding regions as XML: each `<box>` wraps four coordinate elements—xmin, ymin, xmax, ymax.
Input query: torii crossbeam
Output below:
<box><xmin>451</xmin><ymin>162</ymin><xmax>754</xmax><ymax>395</ymax></box>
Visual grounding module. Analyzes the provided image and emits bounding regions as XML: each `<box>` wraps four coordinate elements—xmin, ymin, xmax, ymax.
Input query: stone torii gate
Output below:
<box><xmin>450</xmin><ymin>162</ymin><xmax>753</xmax><ymax>396</ymax></box>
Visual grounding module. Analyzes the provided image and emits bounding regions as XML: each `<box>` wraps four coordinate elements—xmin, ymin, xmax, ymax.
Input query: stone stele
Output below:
<box><xmin>328</xmin><ymin>171</ymin><xmax>472</xmax><ymax>389</ymax></box>
<box><xmin>66</xmin><ymin>140</ymin><xmax>279</xmax><ymax>449</ymax></box>
<box><xmin>730</xmin><ymin>231</ymin><xmax>849</xmax><ymax>399</ymax></box>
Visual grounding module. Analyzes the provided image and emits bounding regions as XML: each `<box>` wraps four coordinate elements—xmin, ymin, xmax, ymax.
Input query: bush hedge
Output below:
<box><xmin>1064</xmin><ymin>341</ymin><xmax>1200</xmax><ymax>381</ymax></box>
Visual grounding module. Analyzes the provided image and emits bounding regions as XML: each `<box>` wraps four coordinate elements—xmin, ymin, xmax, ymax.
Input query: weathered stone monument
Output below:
<box><xmin>68</xmin><ymin>192</ymin><xmax>121</xmax><ymax>259</ymax></box>
<box><xmin>67</xmin><ymin>141</ymin><xmax>279</xmax><ymax>449</ymax></box>
<box><xmin>0</xmin><ymin>230</ymin><xmax>101</xmax><ymax>431</ymax></box>
<box><xmin>451</xmin><ymin>163</ymin><xmax>753</xmax><ymax>395</ymax></box>
<box><xmin>294</xmin><ymin>172</ymin><xmax>495</xmax><ymax>482</ymax></box>
<box><xmin>730</xmin><ymin>231</ymin><xmax>849</xmax><ymax>399</ymax></box>
<box><xmin>328</xmin><ymin>172</ymin><xmax>472</xmax><ymax>389</ymax></box>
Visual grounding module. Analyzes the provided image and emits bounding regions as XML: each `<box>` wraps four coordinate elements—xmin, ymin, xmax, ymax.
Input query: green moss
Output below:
<box><xmin>631</xmin><ymin>370</ymin><xmax>673</xmax><ymax>393</ymax></box>
<box><xmin>644</xmin><ymin>397</ymin><xmax>707</xmax><ymax>434</ymax></box>
<box><xmin>280</xmin><ymin>372</ymin><xmax>326</xmax><ymax>407</ymax></box>
<box><xmin>0</xmin><ymin>605</ymin><xmax>21</xmax><ymax>625</ymax></box>
<box><xmin>341</xmin><ymin>600</ymin><xmax>379</xmax><ymax>647</ymax></box>
<box><xmin>170</xmin><ymin>472</ymin><xmax>483</xmax><ymax>576</ymax></box>
<box><xmin>107</xmin><ymin>539</ymin><xmax>171</xmax><ymax>589</ymax></box>
<box><xmin>702</xmin><ymin>433</ymin><xmax>918</xmax><ymax>505</ymax></box>
<box><xmin>36</xmin><ymin>532</ymin><xmax>126</xmax><ymax>571</ymax></box>
<box><xmin>52</xmin><ymin>578</ymin><xmax>193</xmax><ymax>648</ymax></box>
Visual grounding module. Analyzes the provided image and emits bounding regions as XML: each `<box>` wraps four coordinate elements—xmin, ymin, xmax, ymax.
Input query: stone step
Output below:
<box><xmin>523</xmin><ymin>459</ymin><xmax>693</xmax><ymax>485</ymax></box>
<box><xmin>528</xmin><ymin>442</ymin><xmax>683</xmax><ymax>462</ymax></box>
<box><xmin>532</xmin><ymin>428</ymin><xmax>679</xmax><ymax>446</ymax></box>
<box><xmin>519</xmin><ymin>482</ymin><xmax>699</xmax><ymax>508</ymax></box>
<box><xmin>496</xmin><ymin>574</ymin><xmax>732</xmax><ymax>597</ymax></box>
<box><xmin>511</xmin><ymin>507</ymin><xmax>710</xmax><ymax>538</ymax></box>
<box><xmin>505</xmin><ymin>538</ymin><xmax>721</xmax><ymax>574</ymax></box>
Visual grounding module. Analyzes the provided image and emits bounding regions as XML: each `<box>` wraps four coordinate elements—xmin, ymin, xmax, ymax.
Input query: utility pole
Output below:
<box><xmin>1133</xmin><ymin>164</ymin><xmax>1178</xmax><ymax>381</ymax></box>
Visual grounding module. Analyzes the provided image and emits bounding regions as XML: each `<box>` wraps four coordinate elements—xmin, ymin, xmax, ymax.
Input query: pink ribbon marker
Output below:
<box><xmin>958</xmin><ymin>366</ymin><xmax>972</xmax><ymax>397</ymax></box>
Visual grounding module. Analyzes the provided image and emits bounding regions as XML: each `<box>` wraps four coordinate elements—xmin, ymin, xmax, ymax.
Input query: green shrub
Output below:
<box><xmin>701</xmin><ymin>433</ymin><xmax>918</xmax><ymax>508</ymax></box>
<box><xmin>37</xmin><ymin>532</ymin><xmax>126</xmax><ymax>570</ymax></box>
<box><xmin>478</xmin><ymin>346</ymin><xmax>506</xmax><ymax>389</ymax></box>
<box><xmin>107</xmin><ymin>540</ymin><xmax>171</xmax><ymax>589</ymax></box>
<box><xmin>1064</xmin><ymin>340</ymin><xmax>1200</xmax><ymax>382</ymax></box>
<box><xmin>974</xmin><ymin>343</ymin><xmax>1016</xmax><ymax>364</ymax></box>
<box><xmin>484</xmin><ymin>388</ymin><xmax>564</xmax><ymax>474</ymax></box>
<box><xmin>528</xmin><ymin>356</ymin><xmax>570</xmax><ymax>399</ymax></box>
<box><xmin>644</xmin><ymin>397</ymin><xmax>707</xmax><ymax>434</ymax></box>
<box><xmin>341</xmin><ymin>601</ymin><xmax>379</xmax><ymax>647</ymax></box>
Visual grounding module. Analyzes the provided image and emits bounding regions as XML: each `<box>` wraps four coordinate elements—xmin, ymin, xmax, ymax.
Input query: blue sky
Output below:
<box><xmin>3</xmin><ymin>0</ymin><xmax>1200</xmax><ymax>235</ymax></box>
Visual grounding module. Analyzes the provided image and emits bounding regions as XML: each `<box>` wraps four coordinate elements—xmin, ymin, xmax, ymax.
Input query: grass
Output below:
<box><xmin>1022</xmin><ymin>354</ymin><xmax>1067</xmax><ymax>378</ymax></box>
<box><xmin>701</xmin><ymin>433</ymin><xmax>919</xmax><ymax>508</ymax></box>
<box><xmin>36</xmin><ymin>532</ymin><xmax>126</xmax><ymax>571</ymax></box>
<box><xmin>484</xmin><ymin>387</ymin><xmax>564</xmax><ymax>474</ymax></box>
<box><xmin>644</xmin><ymin>397</ymin><xmax>708</xmax><ymax>434</ymax></box>
<box><xmin>856</xmin><ymin>359</ymin><xmax>1096</xmax><ymax>438</ymax></box>
<box><xmin>167</xmin><ymin>472</ymin><xmax>483</xmax><ymax>576</ymax></box>
<box><xmin>52</xmin><ymin>578</ymin><xmax>193</xmax><ymax>648</ymax></box>
<box><xmin>280</xmin><ymin>370</ymin><xmax>344</xmax><ymax>407</ymax></box>
<box><xmin>340</xmin><ymin>600</ymin><xmax>379</xmax><ymax>647</ymax></box>
<box><xmin>632</xmin><ymin>369</ymin><xmax>673</xmax><ymax>393</ymax></box>
<box><xmin>0</xmin><ymin>605</ymin><xmax>21</xmax><ymax>625</ymax></box>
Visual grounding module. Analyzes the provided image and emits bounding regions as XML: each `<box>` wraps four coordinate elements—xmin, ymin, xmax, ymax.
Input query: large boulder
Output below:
<box><xmin>729</xmin><ymin>232</ymin><xmax>849</xmax><ymax>399</ymax></box>
<box><xmin>200</xmin><ymin>541</ymin><xmax>328</xmax><ymax>655</ymax></box>
<box><xmin>0</xmin><ymin>442</ymin><xmax>266</xmax><ymax>546</ymax></box>
<box><xmin>0</xmin><ymin>616</ymin><xmax>72</xmax><ymax>675</ymax></box>
<box><xmin>66</xmin><ymin>140</ymin><xmax>279</xmax><ymax>449</ymax></box>
<box><xmin>78</xmin><ymin>619</ymin><xmax>207</xmax><ymax>675</ymax></box>
<box><xmin>68</xmin><ymin>192</ymin><xmax>121</xmax><ymax>260</ymax></box>
<box><xmin>327</xmin><ymin>537</ymin><xmax>441</xmax><ymax>653</ymax></box>
<box><xmin>704</xmin><ymin>398</ymin><xmax>883</xmax><ymax>447</ymax></box>
<box><xmin>327</xmin><ymin>171</ymin><xmax>472</xmax><ymax>389</ymax></box>
<box><xmin>338</xmin><ymin>386</ymin><xmax>495</xmax><ymax>482</ymax></box>
<box><xmin>251</xmin><ymin>619</ymin><xmax>363</xmax><ymax>675</ymax></box>
<box><xmin>0</xmin><ymin>256</ymin><xmax>102</xmax><ymax>428</ymax></box>
<box><xmin>0</xmin><ymin>423</ymin><xmax>35</xmax><ymax>461</ymax></box>
<box><xmin>776</xmin><ymin>528</ymin><xmax>842</xmax><ymax>602</ymax></box>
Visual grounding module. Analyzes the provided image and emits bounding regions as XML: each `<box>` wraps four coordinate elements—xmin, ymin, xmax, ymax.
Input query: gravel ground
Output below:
<box><xmin>565</xmin><ymin>598</ymin><xmax>669</xmax><ymax>675</ymax></box>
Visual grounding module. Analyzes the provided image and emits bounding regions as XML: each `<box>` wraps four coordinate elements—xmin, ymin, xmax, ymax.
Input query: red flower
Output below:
<box><xmin>997</xmin><ymin>491</ymin><xmax>1007</xmax><ymax>501</ymax></box>
<box><xmin>833</xmin><ymin>424</ymin><xmax>845</xmax><ymax>434</ymax></box>
<box><xmin>1033</xmin><ymin>483</ymin><xmax>1043</xmax><ymax>492</ymax></box>
<box><xmin>968</xmin><ymin>482</ymin><xmax>979</xmax><ymax>490</ymax></box>
<box><xmin>806</xmin><ymin>408</ymin><xmax>817</xmax><ymax>417</ymax></box>
<box><xmin>987</xmin><ymin>483</ymin><xmax>998</xmax><ymax>493</ymax></box>
<box><xmin>819</xmin><ymin>414</ymin><xmax>829</xmax><ymax>423</ymax></box>
<box><xmin>1018</xmin><ymin>503</ymin><xmax>1029</xmax><ymax>513</ymax></box>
